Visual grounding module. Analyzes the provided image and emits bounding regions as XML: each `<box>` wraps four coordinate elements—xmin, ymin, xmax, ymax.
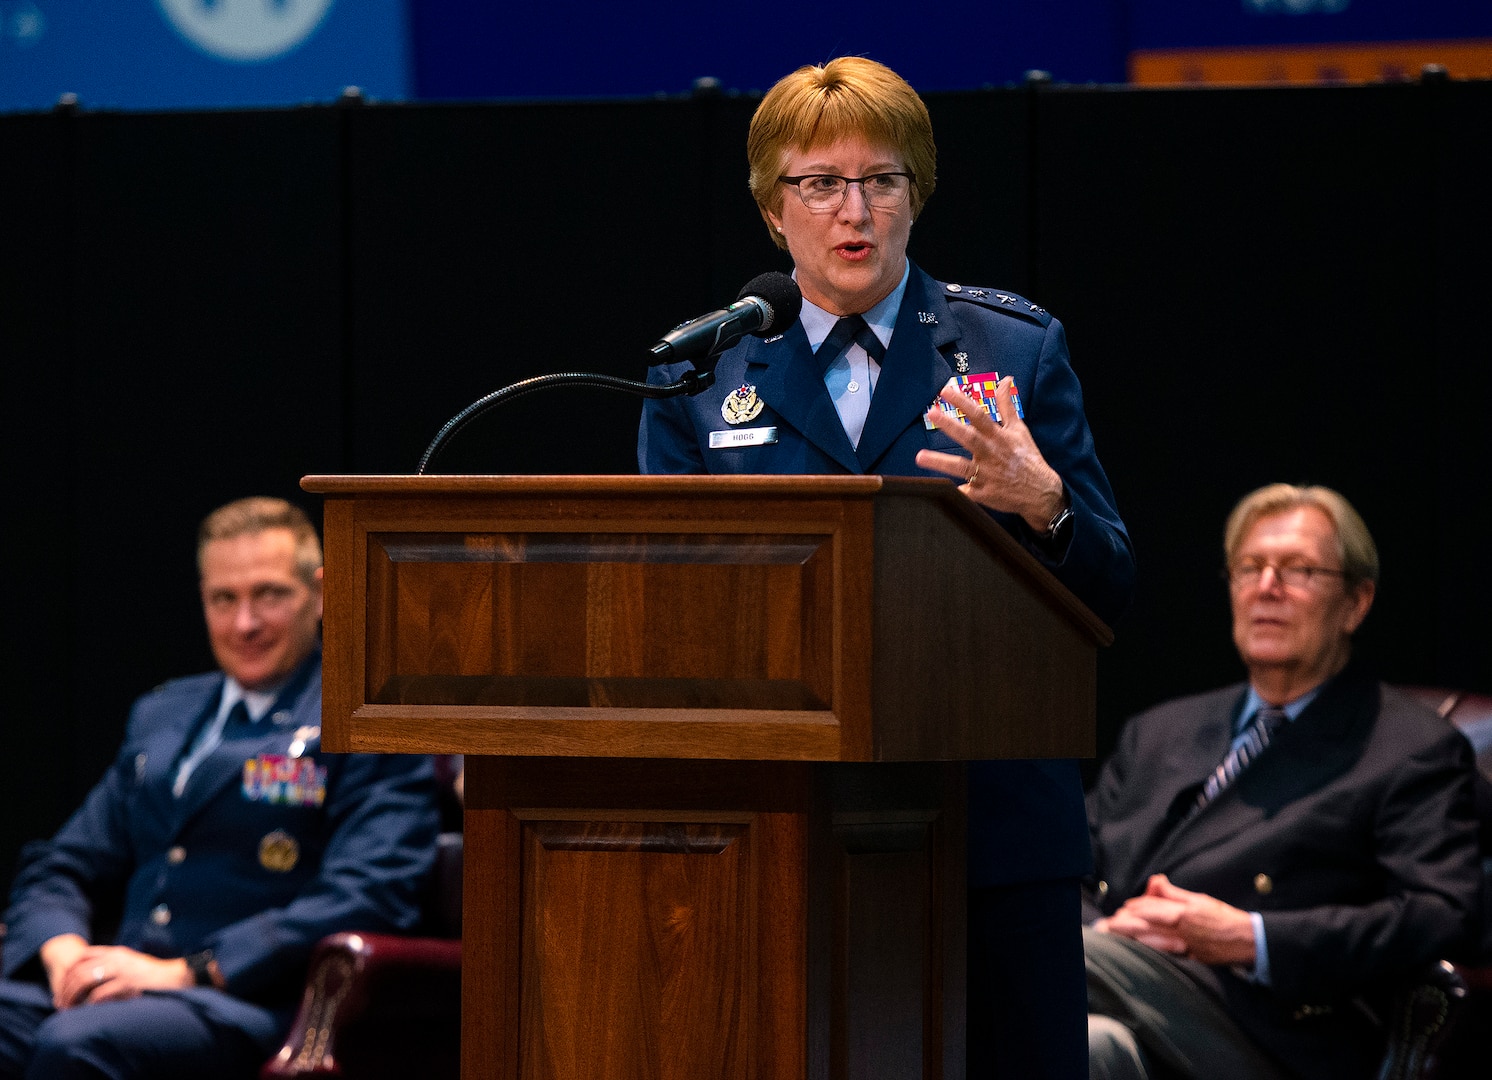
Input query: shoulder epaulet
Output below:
<box><xmin>939</xmin><ymin>282</ymin><xmax>1053</xmax><ymax>327</ymax></box>
<box><xmin>144</xmin><ymin>671</ymin><xmax>218</xmax><ymax>698</ymax></box>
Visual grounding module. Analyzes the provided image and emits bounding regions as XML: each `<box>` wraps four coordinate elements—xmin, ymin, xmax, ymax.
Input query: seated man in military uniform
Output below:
<box><xmin>0</xmin><ymin>497</ymin><xmax>439</xmax><ymax>1080</ymax></box>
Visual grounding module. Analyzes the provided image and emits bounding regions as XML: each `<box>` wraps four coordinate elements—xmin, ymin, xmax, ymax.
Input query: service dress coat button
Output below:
<box><xmin>167</xmin><ymin>846</ymin><xmax>186</xmax><ymax>865</ymax></box>
<box><xmin>150</xmin><ymin>903</ymin><xmax>171</xmax><ymax>926</ymax></box>
<box><xmin>1253</xmin><ymin>873</ymin><xmax>1274</xmax><ymax>896</ymax></box>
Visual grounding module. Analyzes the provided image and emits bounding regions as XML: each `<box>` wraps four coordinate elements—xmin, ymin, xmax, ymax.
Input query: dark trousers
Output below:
<box><xmin>1083</xmin><ymin>928</ymin><xmax>1287</xmax><ymax>1080</ymax></box>
<box><xmin>0</xmin><ymin>978</ymin><xmax>283</xmax><ymax>1080</ymax></box>
<box><xmin>968</xmin><ymin>879</ymin><xmax>1088</xmax><ymax>1080</ymax></box>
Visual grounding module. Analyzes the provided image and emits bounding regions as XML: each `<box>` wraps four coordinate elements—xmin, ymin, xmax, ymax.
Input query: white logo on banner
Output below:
<box><xmin>1243</xmin><ymin>0</ymin><xmax>1350</xmax><ymax>12</ymax></box>
<box><xmin>157</xmin><ymin>0</ymin><xmax>335</xmax><ymax>62</ymax></box>
<box><xmin>1</xmin><ymin>2</ymin><xmax>47</xmax><ymax>47</ymax></box>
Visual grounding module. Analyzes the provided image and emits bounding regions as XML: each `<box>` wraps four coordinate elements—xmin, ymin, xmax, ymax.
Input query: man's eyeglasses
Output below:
<box><xmin>1225</xmin><ymin>560</ymin><xmax>1347</xmax><ymax>590</ymax></box>
<box><xmin>777</xmin><ymin>172</ymin><xmax>915</xmax><ymax>211</ymax></box>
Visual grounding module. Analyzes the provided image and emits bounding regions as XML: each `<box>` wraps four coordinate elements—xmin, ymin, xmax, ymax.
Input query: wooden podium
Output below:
<box><xmin>303</xmin><ymin>475</ymin><xmax>1109</xmax><ymax>1080</ymax></box>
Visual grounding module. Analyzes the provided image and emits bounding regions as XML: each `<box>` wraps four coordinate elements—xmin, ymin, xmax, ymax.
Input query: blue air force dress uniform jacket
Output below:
<box><xmin>1085</xmin><ymin>664</ymin><xmax>1482</xmax><ymax>1080</ymax></box>
<box><xmin>2</xmin><ymin>653</ymin><xmax>438</xmax><ymax>1023</ymax></box>
<box><xmin>640</xmin><ymin>262</ymin><xmax>1136</xmax><ymax>887</ymax></box>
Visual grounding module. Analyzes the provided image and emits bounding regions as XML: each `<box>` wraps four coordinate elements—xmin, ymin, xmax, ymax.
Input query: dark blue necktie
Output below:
<box><xmin>1196</xmin><ymin>706</ymin><xmax>1286</xmax><ymax>809</ymax></box>
<box><xmin>220</xmin><ymin>699</ymin><xmax>255</xmax><ymax>738</ymax></box>
<box><xmin>818</xmin><ymin>314</ymin><xmax>886</xmax><ymax>448</ymax></box>
<box><xmin>172</xmin><ymin>699</ymin><xmax>253</xmax><ymax>797</ymax></box>
<box><xmin>815</xmin><ymin>313</ymin><xmax>886</xmax><ymax>373</ymax></box>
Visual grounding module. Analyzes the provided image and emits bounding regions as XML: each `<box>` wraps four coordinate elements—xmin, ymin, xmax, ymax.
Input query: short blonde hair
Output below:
<box><xmin>1224</xmin><ymin>484</ymin><xmax>1379</xmax><ymax>586</ymax></box>
<box><xmin>747</xmin><ymin>56</ymin><xmax>937</xmax><ymax>251</ymax></box>
<box><xmin>198</xmin><ymin>497</ymin><xmax>322</xmax><ymax>585</ymax></box>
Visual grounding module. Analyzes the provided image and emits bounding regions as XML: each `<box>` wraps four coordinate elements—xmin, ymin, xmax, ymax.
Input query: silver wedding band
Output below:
<box><xmin>91</xmin><ymin>964</ymin><xmax>106</xmax><ymax>984</ymax></box>
<box><xmin>967</xmin><ymin>462</ymin><xmax>979</xmax><ymax>484</ymax></box>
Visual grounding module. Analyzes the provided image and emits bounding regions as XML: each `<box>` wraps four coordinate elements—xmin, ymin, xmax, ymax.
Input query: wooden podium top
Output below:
<box><xmin>304</xmin><ymin>474</ymin><xmax>1107</xmax><ymax>762</ymax></box>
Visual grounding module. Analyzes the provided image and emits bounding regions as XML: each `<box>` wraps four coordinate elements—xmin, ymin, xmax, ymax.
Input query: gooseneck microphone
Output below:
<box><xmin>416</xmin><ymin>272</ymin><xmax>803</xmax><ymax>474</ymax></box>
<box><xmin>651</xmin><ymin>272</ymin><xmax>803</xmax><ymax>367</ymax></box>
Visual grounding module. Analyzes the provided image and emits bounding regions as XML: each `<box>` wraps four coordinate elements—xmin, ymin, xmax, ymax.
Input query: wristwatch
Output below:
<box><xmin>184</xmin><ymin>949</ymin><xmax>222</xmax><ymax>988</ymax></box>
<box><xmin>1042</xmin><ymin>502</ymin><xmax>1075</xmax><ymax>547</ymax></box>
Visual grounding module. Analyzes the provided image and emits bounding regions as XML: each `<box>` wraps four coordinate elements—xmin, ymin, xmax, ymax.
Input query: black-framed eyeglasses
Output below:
<box><xmin>1223</xmin><ymin>560</ymin><xmax>1348</xmax><ymax>590</ymax></box>
<box><xmin>777</xmin><ymin>172</ymin><xmax>915</xmax><ymax>211</ymax></box>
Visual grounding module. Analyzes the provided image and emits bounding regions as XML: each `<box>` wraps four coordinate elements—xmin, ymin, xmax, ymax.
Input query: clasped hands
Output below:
<box><xmin>1094</xmin><ymin>874</ymin><xmax>1258</xmax><ymax>968</ymax></box>
<box><xmin>39</xmin><ymin>933</ymin><xmax>193</xmax><ymax>1010</ymax></box>
<box><xmin>915</xmin><ymin>379</ymin><xmax>1066</xmax><ymax>533</ymax></box>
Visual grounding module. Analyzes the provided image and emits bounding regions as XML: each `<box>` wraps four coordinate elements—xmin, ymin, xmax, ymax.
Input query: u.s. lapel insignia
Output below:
<box><xmin>918</xmin><ymin>311</ymin><xmax>938</xmax><ymax>324</ymax></box>
<box><xmin>722</xmin><ymin>384</ymin><xmax>764</xmax><ymax>425</ymax></box>
<box><xmin>258</xmin><ymin>829</ymin><xmax>300</xmax><ymax>873</ymax></box>
<box><xmin>953</xmin><ymin>352</ymin><xmax>970</xmax><ymax>373</ymax></box>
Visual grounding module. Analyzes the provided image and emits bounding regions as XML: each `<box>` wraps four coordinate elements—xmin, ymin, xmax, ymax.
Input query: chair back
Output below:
<box><xmin>1401</xmin><ymin>687</ymin><xmax>1492</xmax><ymax>965</ymax></box>
<box><xmin>1403</xmin><ymin>688</ymin><xmax>1492</xmax><ymax>782</ymax></box>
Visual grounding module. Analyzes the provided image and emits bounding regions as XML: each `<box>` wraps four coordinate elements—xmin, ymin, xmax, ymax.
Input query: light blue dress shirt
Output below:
<box><xmin>798</xmin><ymin>261</ymin><xmax>910</xmax><ymax>447</ymax></box>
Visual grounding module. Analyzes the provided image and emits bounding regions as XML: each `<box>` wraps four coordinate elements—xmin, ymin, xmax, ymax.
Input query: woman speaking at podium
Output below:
<box><xmin>640</xmin><ymin>56</ymin><xmax>1133</xmax><ymax>1078</ymax></box>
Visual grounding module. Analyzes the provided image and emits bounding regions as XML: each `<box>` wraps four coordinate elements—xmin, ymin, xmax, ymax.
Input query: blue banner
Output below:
<box><xmin>6</xmin><ymin>0</ymin><xmax>1491</xmax><ymax>112</ymax></box>
<box><xmin>1129</xmin><ymin>0</ymin><xmax>1492</xmax><ymax>50</ymax></box>
<box><xmin>1</xmin><ymin>0</ymin><xmax>408</xmax><ymax>113</ymax></box>
<box><xmin>405</xmin><ymin>0</ymin><xmax>1129</xmax><ymax>99</ymax></box>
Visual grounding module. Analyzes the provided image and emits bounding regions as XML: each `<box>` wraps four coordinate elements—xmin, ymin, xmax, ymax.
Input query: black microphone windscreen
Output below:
<box><xmin>737</xmin><ymin>272</ymin><xmax>802</xmax><ymax>337</ymax></box>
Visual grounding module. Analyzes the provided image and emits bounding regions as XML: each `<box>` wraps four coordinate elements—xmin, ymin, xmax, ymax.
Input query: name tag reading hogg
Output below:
<box><xmin>710</xmin><ymin>426</ymin><xmax>779</xmax><ymax>449</ymax></box>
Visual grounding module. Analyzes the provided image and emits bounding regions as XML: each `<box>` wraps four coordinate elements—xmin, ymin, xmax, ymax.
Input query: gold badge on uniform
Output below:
<box><xmin>258</xmin><ymin>829</ymin><xmax>300</xmax><ymax>873</ymax></box>
<box><xmin>721</xmin><ymin>384</ymin><xmax>765</xmax><ymax>425</ymax></box>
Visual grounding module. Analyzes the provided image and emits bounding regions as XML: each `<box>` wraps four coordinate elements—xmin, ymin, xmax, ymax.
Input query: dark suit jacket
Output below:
<box><xmin>1086</xmin><ymin>664</ymin><xmax>1482</xmax><ymax>1080</ymax></box>
<box><xmin>641</xmin><ymin>263</ymin><xmax>1135</xmax><ymax>886</ymax></box>
<box><xmin>2</xmin><ymin>653</ymin><xmax>439</xmax><ymax>1014</ymax></box>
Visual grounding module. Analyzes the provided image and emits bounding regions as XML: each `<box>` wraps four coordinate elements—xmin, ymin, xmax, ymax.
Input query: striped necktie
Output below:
<box><xmin>1195</xmin><ymin>706</ymin><xmax>1286</xmax><ymax>809</ymax></box>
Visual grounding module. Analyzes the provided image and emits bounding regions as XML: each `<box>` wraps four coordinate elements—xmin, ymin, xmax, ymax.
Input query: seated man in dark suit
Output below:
<box><xmin>0</xmin><ymin>497</ymin><xmax>439</xmax><ymax>1080</ymax></box>
<box><xmin>1084</xmin><ymin>483</ymin><xmax>1482</xmax><ymax>1080</ymax></box>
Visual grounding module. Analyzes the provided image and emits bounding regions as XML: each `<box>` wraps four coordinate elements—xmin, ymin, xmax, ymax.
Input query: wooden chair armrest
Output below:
<box><xmin>1378</xmin><ymin>960</ymin><xmax>1468</xmax><ymax>1080</ymax></box>
<box><xmin>260</xmin><ymin>931</ymin><xmax>461</xmax><ymax>1080</ymax></box>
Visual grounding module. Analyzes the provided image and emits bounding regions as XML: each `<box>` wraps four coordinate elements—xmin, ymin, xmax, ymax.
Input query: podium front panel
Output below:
<box><xmin>307</xmin><ymin>475</ymin><xmax>1102</xmax><ymax>761</ymax></box>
